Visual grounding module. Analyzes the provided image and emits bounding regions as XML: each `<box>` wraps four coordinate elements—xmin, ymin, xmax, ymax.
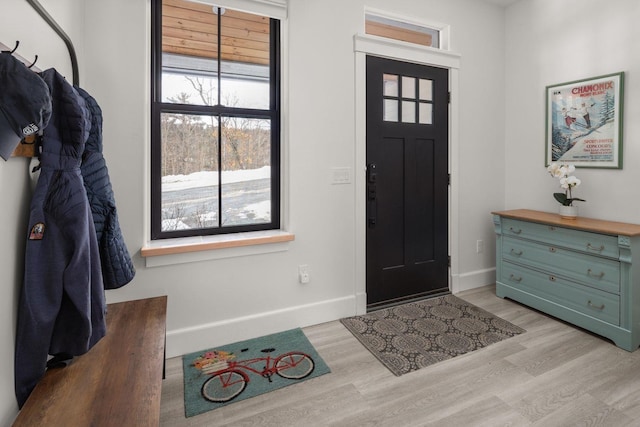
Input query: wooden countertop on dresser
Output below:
<box><xmin>492</xmin><ymin>209</ymin><xmax>640</xmax><ymax>237</ymax></box>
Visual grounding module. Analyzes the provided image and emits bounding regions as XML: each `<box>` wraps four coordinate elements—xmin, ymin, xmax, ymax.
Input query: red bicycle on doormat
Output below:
<box><xmin>195</xmin><ymin>347</ymin><xmax>315</xmax><ymax>402</ymax></box>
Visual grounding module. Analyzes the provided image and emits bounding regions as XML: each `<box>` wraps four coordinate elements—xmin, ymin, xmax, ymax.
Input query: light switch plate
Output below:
<box><xmin>331</xmin><ymin>167</ymin><xmax>352</xmax><ymax>184</ymax></box>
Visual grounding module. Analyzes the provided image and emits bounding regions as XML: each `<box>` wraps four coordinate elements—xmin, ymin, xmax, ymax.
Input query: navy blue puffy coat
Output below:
<box><xmin>76</xmin><ymin>87</ymin><xmax>135</xmax><ymax>289</ymax></box>
<box><xmin>15</xmin><ymin>69</ymin><xmax>106</xmax><ymax>408</ymax></box>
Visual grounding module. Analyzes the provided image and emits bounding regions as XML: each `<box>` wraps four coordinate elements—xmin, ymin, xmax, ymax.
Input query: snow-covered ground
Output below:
<box><xmin>162</xmin><ymin>166</ymin><xmax>271</xmax><ymax>191</ymax></box>
<box><xmin>161</xmin><ymin>166</ymin><xmax>271</xmax><ymax>230</ymax></box>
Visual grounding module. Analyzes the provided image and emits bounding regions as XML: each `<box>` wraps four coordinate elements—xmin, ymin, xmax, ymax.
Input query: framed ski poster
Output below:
<box><xmin>545</xmin><ymin>72</ymin><xmax>624</xmax><ymax>168</ymax></box>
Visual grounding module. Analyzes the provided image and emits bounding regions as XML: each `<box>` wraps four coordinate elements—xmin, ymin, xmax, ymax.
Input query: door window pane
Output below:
<box><xmin>383</xmin><ymin>74</ymin><xmax>398</xmax><ymax>97</ymax></box>
<box><xmin>402</xmin><ymin>101</ymin><xmax>416</xmax><ymax>123</ymax></box>
<box><xmin>419</xmin><ymin>103</ymin><xmax>433</xmax><ymax>124</ymax></box>
<box><xmin>384</xmin><ymin>99</ymin><xmax>399</xmax><ymax>122</ymax></box>
<box><xmin>402</xmin><ymin>76</ymin><xmax>416</xmax><ymax>99</ymax></box>
<box><xmin>419</xmin><ymin>79</ymin><xmax>433</xmax><ymax>101</ymax></box>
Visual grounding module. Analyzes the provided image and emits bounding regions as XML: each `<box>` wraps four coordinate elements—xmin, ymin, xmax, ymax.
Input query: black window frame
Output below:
<box><xmin>150</xmin><ymin>0</ymin><xmax>281</xmax><ymax>240</ymax></box>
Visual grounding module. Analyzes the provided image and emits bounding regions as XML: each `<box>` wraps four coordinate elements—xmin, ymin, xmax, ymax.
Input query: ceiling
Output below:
<box><xmin>482</xmin><ymin>0</ymin><xmax>521</xmax><ymax>7</ymax></box>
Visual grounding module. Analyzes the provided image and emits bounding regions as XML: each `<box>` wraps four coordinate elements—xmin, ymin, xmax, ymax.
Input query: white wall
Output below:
<box><xmin>80</xmin><ymin>0</ymin><xmax>507</xmax><ymax>360</ymax></box>
<box><xmin>505</xmin><ymin>0</ymin><xmax>640</xmax><ymax>223</ymax></box>
<box><xmin>0</xmin><ymin>0</ymin><xmax>507</xmax><ymax>420</ymax></box>
<box><xmin>0</xmin><ymin>0</ymin><xmax>84</xmax><ymax>423</ymax></box>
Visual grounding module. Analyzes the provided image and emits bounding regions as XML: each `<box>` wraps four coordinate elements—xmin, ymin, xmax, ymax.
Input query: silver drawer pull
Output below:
<box><xmin>587</xmin><ymin>269</ymin><xmax>605</xmax><ymax>279</ymax></box>
<box><xmin>587</xmin><ymin>243</ymin><xmax>605</xmax><ymax>252</ymax></box>
<box><xmin>510</xmin><ymin>249</ymin><xmax>523</xmax><ymax>256</ymax></box>
<box><xmin>588</xmin><ymin>300</ymin><xmax>605</xmax><ymax>310</ymax></box>
<box><xmin>509</xmin><ymin>227</ymin><xmax>522</xmax><ymax>235</ymax></box>
<box><xmin>549</xmin><ymin>226</ymin><xmax>556</xmax><ymax>231</ymax></box>
<box><xmin>549</xmin><ymin>247</ymin><xmax>557</xmax><ymax>253</ymax></box>
<box><xmin>549</xmin><ymin>275</ymin><xmax>556</xmax><ymax>282</ymax></box>
<box><xmin>509</xmin><ymin>274</ymin><xmax>522</xmax><ymax>283</ymax></box>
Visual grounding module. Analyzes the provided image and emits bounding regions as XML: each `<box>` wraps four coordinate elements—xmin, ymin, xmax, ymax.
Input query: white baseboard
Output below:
<box><xmin>166</xmin><ymin>295</ymin><xmax>356</xmax><ymax>358</ymax></box>
<box><xmin>451</xmin><ymin>267</ymin><xmax>496</xmax><ymax>294</ymax></box>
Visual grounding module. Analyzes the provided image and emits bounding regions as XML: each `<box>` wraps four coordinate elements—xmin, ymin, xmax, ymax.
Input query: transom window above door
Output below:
<box><xmin>382</xmin><ymin>74</ymin><xmax>434</xmax><ymax>124</ymax></box>
<box><xmin>365</xmin><ymin>13</ymin><xmax>440</xmax><ymax>48</ymax></box>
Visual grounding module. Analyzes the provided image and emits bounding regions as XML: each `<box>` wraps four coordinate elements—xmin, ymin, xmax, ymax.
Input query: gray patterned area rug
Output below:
<box><xmin>340</xmin><ymin>294</ymin><xmax>525</xmax><ymax>376</ymax></box>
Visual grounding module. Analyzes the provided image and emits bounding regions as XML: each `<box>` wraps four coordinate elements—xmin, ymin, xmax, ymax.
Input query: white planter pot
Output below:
<box><xmin>559</xmin><ymin>205</ymin><xmax>578</xmax><ymax>219</ymax></box>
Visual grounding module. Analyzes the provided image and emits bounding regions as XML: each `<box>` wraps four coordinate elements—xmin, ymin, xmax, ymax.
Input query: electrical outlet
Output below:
<box><xmin>298</xmin><ymin>264</ymin><xmax>310</xmax><ymax>284</ymax></box>
<box><xmin>476</xmin><ymin>239</ymin><xmax>484</xmax><ymax>254</ymax></box>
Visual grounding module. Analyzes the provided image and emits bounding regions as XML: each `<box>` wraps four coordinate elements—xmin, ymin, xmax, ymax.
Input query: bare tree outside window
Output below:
<box><xmin>159</xmin><ymin>78</ymin><xmax>272</xmax><ymax>232</ymax></box>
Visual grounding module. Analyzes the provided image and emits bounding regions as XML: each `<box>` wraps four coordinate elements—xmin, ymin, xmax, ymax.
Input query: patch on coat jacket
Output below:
<box><xmin>29</xmin><ymin>222</ymin><xmax>45</xmax><ymax>240</ymax></box>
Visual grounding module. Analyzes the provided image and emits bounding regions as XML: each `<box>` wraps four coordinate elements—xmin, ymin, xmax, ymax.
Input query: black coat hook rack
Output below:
<box><xmin>27</xmin><ymin>55</ymin><xmax>38</xmax><ymax>69</ymax></box>
<box><xmin>26</xmin><ymin>0</ymin><xmax>79</xmax><ymax>86</ymax></box>
<box><xmin>1</xmin><ymin>40</ymin><xmax>20</xmax><ymax>54</ymax></box>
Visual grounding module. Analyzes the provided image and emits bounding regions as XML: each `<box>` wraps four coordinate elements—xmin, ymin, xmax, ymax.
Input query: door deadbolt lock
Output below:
<box><xmin>367</xmin><ymin>163</ymin><xmax>377</xmax><ymax>183</ymax></box>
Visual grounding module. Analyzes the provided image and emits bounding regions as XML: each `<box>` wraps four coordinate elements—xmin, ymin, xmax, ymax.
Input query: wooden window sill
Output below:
<box><xmin>141</xmin><ymin>230</ymin><xmax>295</xmax><ymax>267</ymax></box>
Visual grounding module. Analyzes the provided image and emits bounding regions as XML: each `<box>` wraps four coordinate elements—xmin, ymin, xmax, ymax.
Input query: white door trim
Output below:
<box><xmin>353</xmin><ymin>33</ymin><xmax>462</xmax><ymax>314</ymax></box>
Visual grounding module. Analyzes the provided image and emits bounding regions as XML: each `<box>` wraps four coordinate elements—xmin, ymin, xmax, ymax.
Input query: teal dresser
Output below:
<box><xmin>493</xmin><ymin>209</ymin><xmax>640</xmax><ymax>351</ymax></box>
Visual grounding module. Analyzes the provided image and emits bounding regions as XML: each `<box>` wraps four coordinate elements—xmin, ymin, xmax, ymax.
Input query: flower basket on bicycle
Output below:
<box><xmin>193</xmin><ymin>350</ymin><xmax>236</xmax><ymax>374</ymax></box>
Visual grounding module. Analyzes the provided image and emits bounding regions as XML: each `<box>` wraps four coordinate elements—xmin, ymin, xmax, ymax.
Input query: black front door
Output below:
<box><xmin>366</xmin><ymin>55</ymin><xmax>449</xmax><ymax>308</ymax></box>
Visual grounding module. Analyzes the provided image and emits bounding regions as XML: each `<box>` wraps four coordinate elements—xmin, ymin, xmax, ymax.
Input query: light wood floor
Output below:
<box><xmin>160</xmin><ymin>285</ymin><xmax>640</xmax><ymax>426</ymax></box>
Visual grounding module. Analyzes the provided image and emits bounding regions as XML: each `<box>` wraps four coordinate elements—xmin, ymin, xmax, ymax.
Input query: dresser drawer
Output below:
<box><xmin>502</xmin><ymin>218</ymin><xmax>619</xmax><ymax>259</ymax></box>
<box><xmin>503</xmin><ymin>237</ymin><xmax>620</xmax><ymax>294</ymax></box>
<box><xmin>501</xmin><ymin>262</ymin><xmax>620</xmax><ymax>325</ymax></box>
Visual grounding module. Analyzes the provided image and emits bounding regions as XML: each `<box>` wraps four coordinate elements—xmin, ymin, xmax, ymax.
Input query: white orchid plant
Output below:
<box><xmin>547</xmin><ymin>163</ymin><xmax>585</xmax><ymax>206</ymax></box>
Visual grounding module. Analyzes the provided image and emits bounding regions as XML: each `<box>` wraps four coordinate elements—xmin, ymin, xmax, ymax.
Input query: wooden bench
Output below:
<box><xmin>13</xmin><ymin>296</ymin><xmax>167</xmax><ymax>427</ymax></box>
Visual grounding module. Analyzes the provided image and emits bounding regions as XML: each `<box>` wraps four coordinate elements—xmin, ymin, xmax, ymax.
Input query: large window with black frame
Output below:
<box><xmin>151</xmin><ymin>0</ymin><xmax>281</xmax><ymax>239</ymax></box>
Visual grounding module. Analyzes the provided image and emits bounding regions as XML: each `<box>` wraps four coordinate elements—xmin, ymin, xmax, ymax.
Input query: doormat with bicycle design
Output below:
<box><xmin>182</xmin><ymin>328</ymin><xmax>331</xmax><ymax>418</ymax></box>
<box><xmin>341</xmin><ymin>294</ymin><xmax>525</xmax><ymax>376</ymax></box>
